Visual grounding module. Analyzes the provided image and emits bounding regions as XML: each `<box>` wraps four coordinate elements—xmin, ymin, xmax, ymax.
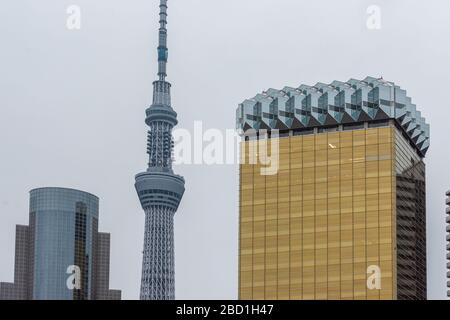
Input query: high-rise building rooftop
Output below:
<box><xmin>236</xmin><ymin>76</ymin><xmax>429</xmax><ymax>156</ymax></box>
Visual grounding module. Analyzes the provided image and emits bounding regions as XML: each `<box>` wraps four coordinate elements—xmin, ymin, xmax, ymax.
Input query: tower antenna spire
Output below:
<box><xmin>135</xmin><ymin>0</ymin><xmax>185</xmax><ymax>300</ymax></box>
<box><xmin>157</xmin><ymin>0</ymin><xmax>169</xmax><ymax>81</ymax></box>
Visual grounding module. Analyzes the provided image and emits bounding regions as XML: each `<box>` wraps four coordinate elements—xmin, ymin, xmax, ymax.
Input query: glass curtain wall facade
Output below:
<box><xmin>32</xmin><ymin>188</ymin><xmax>96</xmax><ymax>300</ymax></box>
<box><xmin>0</xmin><ymin>188</ymin><xmax>121</xmax><ymax>300</ymax></box>
<box><xmin>239</xmin><ymin>125</ymin><xmax>426</xmax><ymax>300</ymax></box>
<box><xmin>237</xmin><ymin>77</ymin><xmax>429</xmax><ymax>300</ymax></box>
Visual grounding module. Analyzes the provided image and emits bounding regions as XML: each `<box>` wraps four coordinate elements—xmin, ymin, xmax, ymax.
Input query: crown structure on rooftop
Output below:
<box><xmin>236</xmin><ymin>76</ymin><xmax>430</xmax><ymax>156</ymax></box>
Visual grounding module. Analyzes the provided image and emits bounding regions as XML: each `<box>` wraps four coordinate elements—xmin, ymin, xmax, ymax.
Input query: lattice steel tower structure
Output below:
<box><xmin>135</xmin><ymin>0</ymin><xmax>185</xmax><ymax>300</ymax></box>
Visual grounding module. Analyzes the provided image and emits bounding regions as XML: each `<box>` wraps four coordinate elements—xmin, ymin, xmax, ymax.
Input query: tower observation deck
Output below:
<box><xmin>135</xmin><ymin>0</ymin><xmax>185</xmax><ymax>300</ymax></box>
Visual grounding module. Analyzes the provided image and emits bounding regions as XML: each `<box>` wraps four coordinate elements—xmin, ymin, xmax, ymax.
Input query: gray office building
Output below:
<box><xmin>447</xmin><ymin>190</ymin><xmax>450</xmax><ymax>297</ymax></box>
<box><xmin>0</xmin><ymin>187</ymin><xmax>121</xmax><ymax>300</ymax></box>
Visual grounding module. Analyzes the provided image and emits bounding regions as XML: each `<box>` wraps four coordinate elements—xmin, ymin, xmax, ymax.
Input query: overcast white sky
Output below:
<box><xmin>1</xmin><ymin>0</ymin><xmax>449</xmax><ymax>300</ymax></box>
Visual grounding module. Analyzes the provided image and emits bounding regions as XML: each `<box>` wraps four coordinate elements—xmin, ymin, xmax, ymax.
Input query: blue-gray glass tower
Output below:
<box><xmin>0</xmin><ymin>188</ymin><xmax>121</xmax><ymax>300</ymax></box>
<box><xmin>135</xmin><ymin>0</ymin><xmax>185</xmax><ymax>300</ymax></box>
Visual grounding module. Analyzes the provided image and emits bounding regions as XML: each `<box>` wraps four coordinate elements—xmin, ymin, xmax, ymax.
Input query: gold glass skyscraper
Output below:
<box><xmin>237</xmin><ymin>77</ymin><xmax>429</xmax><ymax>300</ymax></box>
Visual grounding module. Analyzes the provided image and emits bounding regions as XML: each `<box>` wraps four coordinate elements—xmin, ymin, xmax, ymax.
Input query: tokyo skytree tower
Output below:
<box><xmin>135</xmin><ymin>0</ymin><xmax>185</xmax><ymax>300</ymax></box>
